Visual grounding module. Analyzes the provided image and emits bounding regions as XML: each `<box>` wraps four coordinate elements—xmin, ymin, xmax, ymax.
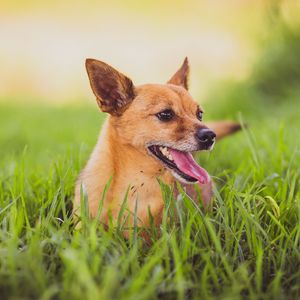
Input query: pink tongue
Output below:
<box><xmin>169</xmin><ymin>149</ymin><xmax>213</xmax><ymax>207</ymax></box>
<box><xmin>169</xmin><ymin>149</ymin><xmax>210</xmax><ymax>184</ymax></box>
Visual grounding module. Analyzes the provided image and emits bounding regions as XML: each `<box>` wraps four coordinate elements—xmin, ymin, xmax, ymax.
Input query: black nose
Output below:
<box><xmin>196</xmin><ymin>128</ymin><xmax>216</xmax><ymax>146</ymax></box>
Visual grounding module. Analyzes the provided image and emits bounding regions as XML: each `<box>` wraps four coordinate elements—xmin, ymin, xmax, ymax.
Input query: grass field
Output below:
<box><xmin>0</xmin><ymin>82</ymin><xmax>299</xmax><ymax>300</ymax></box>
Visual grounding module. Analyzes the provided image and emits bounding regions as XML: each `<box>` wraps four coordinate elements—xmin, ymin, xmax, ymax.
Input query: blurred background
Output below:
<box><xmin>0</xmin><ymin>0</ymin><xmax>299</xmax><ymax>167</ymax></box>
<box><xmin>1</xmin><ymin>0</ymin><xmax>299</xmax><ymax>104</ymax></box>
<box><xmin>1</xmin><ymin>2</ymin><xmax>300</xmax><ymax>298</ymax></box>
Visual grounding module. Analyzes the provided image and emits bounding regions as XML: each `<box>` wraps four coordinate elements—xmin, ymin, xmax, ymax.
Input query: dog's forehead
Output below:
<box><xmin>135</xmin><ymin>84</ymin><xmax>200</xmax><ymax>111</ymax></box>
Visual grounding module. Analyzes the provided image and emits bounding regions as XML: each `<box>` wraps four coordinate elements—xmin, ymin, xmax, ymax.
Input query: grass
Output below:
<box><xmin>0</xmin><ymin>88</ymin><xmax>299</xmax><ymax>300</ymax></box>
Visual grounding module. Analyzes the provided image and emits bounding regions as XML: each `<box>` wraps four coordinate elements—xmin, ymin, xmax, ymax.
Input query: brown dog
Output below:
<box><xmin>74</xmin><ymin>58</ymin><xmax>240</xmax><ymax>229</ymax></box>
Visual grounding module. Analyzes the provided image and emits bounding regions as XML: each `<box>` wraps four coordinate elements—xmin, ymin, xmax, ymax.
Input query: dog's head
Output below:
<box><xmin>85</xmin><ymin>58</ymin><xmax>230</xmax><ymax>185</ymax></box>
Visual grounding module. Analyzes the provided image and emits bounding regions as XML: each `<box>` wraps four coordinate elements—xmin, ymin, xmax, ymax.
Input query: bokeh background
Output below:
<box><xmin>1</xmin><ymin>0</ymin><xmax>300</xmax><ymax>166</ymax></box>
<box><xmin>1</xmin><ymin>1</ymin><xmax>300</xmax><ymax>299</ymax></box>
<box><xmin>1</xmin><ymin>0</ymin><xmax>299</xmax><ymax>104</ymax></box>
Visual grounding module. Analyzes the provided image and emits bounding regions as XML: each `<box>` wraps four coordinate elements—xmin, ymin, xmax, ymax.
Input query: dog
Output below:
<box><xmin>74</xmin><ymin>58</ymin><xmax>240</xmax><ymax>231</ymax></box>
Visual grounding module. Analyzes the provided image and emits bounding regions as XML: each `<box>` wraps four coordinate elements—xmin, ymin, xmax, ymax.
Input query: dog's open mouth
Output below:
<box><xmin>148</xmin><ymin>145</ymin><xmax>210</xmax><ymax>185</ymax></box>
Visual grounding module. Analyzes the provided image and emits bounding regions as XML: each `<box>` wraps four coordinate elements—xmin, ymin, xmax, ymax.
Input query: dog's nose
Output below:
<box><xmin>196</xmin><ymin>128</ymin><xmax>216</xmax><ymax>148</ymax></box>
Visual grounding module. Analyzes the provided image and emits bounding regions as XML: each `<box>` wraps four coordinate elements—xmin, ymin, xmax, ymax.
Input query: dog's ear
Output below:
<box><xmin>167</xmin><ymin>57</ymin><xmax>189</xmax><ymax>90</ymax></box>
<box><xmin>85</xmin><ymin>59</ymin><xmax>135</xmax><ymax>115</ymax></box>
<box><xmin>204</xmin><ymin>121</ymin><xmax>242</xmax><ymax>140</ymax></box>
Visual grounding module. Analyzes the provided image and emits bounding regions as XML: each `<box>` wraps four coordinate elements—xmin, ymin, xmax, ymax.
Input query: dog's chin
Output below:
<box><xmin>147</xmin><ymin>144</ymin><xmax>212</xmax><ymax>185</ymax></box>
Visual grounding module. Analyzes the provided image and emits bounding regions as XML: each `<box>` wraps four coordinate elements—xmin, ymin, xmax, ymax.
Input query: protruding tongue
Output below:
<box><xmin>170</xmin><ymin>149</ymin><xmax>210</xmax><ymax>184</ymax></box>
<box><xmin>170</xmin><ymin>149</ymin><xmax>213</xmax><ymax>207</ymax></box>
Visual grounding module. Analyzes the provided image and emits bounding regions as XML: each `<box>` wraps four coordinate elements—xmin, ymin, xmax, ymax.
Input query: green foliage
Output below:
<box><xmin>0</xmin><ymin>90</ymin><xmax>299</xmax><ymax>300</ymax></box>
<box><xmin>252</xmin><ymin>26</ymin><xmax>300</xmax><ymax>99</ymax></box>
<box><xmin>1</xmin><ymin>19</ymin><xmax>300</xmax><ymax>298</ymax></box>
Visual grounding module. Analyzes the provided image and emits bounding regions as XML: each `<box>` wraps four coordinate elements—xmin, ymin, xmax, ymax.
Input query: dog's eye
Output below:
<box><xmin>156</xmin><ymin>109</ymin><xmax>175</xmax><ymax>121</ymax></box>
<box><xmin>197</xmin><ymin>110</ymin><xmax>203</xmax><ymax>121</ymax></box>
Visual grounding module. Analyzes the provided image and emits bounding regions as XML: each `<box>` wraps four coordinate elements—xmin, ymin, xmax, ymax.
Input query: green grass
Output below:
<box><xmin>0</xmin><ymin>90</ymin><xmax>299</xmax><ymax>300</ymax></box>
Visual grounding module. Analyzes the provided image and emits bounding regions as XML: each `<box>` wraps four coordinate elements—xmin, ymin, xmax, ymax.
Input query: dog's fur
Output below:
<box><xmin>74</xmin><ymin>58</ymin><xmax>240</xmax><ymax>229</ymax></box>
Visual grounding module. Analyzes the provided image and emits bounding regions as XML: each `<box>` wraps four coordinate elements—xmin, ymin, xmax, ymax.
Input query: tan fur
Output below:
<box><xmin>74</xmin><ymin>58</ymin><xmax>241</xmax><ymax>229</ymax></box>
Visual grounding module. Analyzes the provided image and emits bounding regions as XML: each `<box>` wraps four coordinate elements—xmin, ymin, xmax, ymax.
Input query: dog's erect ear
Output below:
<box><xmin>167</xmin><ymin>57</ymin><xmax>189</xmax><ymax>90</ymax></box>
<box><xmin>204</xmin><ymin>121</ymin><xmax>242</xmax><ymax>140</ymax></box>
<box><xmin>85</xmin><ymin>59</ymin><xmax>135</xmax><ymax>115</ymax></box>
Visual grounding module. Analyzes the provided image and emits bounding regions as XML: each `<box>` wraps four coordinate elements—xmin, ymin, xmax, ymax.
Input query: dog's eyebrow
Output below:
<box><xmin>141</xmin><ymin>101</ymin><xmax>174</xmax><ymax>113</ymax></box>
<box><xmin>151</xmin><ymin>98</ymin><xmax>173</xmax><ymax>106</ymax></box>
<box><xmin>197</xmin><ymin>105</ymin><xmax>204</xmax><ymax>113</ymax></box>
<box><xmin>140</xmin><ymin>104</ymin><xmax>156</xmax><ymax>112</ymax></box>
